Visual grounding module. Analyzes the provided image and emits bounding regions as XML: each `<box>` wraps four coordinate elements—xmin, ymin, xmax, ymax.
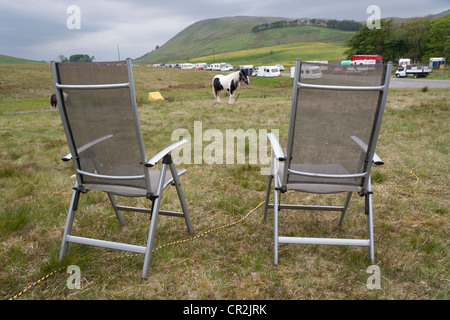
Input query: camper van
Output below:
<box><xmin>290</xmin><ymin>65</ymin><xmax>323</xmax><ymax>79</ymax></box>
<box><xmin>399</xmin><ymin>58</ymin><xmax>411</xmax><ymax>66</ymax></box>
<box><xmin>194</xmin><ymin>63</ymin><xmax>208</xmax><ymax>70</ymax></box>
<box><xmin>211</xmin><ymin>63</ymin><xmax>222</xmax><ymax>71</ymax></box>
<box><xmin>180</xmin><ymin>63</ymin><xmax>194</xmax><ymax>69</ymax></box>
<box><xmin>211</xmin><ymin>63</ymin><xmax>233</xmax><ymax>72</ymax></box>
<box><xmin>300</xmin><ymin>65</ymin><xmax>322</xmax><ymax>79</ymax></box>
<box><xmin>291</xmin><ymin>65</ymin><xmax>322</xmax><ymax>79</ymax></box>
<box><xmin>254</xmin><ymin>66</ymin><xmax>281</xmax><ymax>77</ymax></box>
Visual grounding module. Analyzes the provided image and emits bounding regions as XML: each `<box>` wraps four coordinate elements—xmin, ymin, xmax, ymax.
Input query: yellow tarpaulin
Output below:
<box><xmin>148</xmin><ymin>92</ymin><xmax>165</xmax><ymax>101</ymax></box>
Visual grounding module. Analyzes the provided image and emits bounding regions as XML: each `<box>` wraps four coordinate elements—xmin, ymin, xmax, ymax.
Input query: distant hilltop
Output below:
<box><xmin>135</xmin><ymin>16</ymin><xmax>358</xmax><ymax>64</ymax></box>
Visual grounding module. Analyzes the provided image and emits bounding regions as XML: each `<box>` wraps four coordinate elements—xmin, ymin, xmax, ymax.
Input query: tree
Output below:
<box><xmin>384</xmin><ymin>37</ymin><xmax>408</xmax><ymax>62</ymax></box>
<box><xmin>343</xmin><ymin>19</ymin><xmax>395</xmax><ymax>60</ymax></box>
<box><xmin>58</xmin><ymin>55</ymin><xmax>69</xmax><ymax>62</ymax></box>
<box><xmin>397</xmin><ymin>16</ymin><xmax>432</xmax><ymax>62</ymax></box>
<box><xmin>69</xmin><ymin>54</ymin><xmax>94</xmax><ymax>62</ymax></box>
<box><xmin>423</xmin><ymin>14</ymin><xmax>450</xmax><ymax>61</ymax></box>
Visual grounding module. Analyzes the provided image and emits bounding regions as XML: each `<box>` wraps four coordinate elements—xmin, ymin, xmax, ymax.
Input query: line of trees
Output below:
<box><xmin>344</xmin><ymin>14</ymin><xmax>450</xmax><ymax>63</ymax></box>
<box><xmin>252</xmin><ymin>19</ymin><xmax>363</xmax><ymax>33</ymax></box>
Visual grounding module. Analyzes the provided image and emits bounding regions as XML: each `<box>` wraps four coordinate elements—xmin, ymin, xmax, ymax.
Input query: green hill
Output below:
<box><xmin>0</xmin><ymin>54</ymin><xmax>43</xmax><ymax>64</ymax></box>
<box><xmin>135</xmin><ymin>16</ymin><xmax>356</xmax><ymax>64</ymax></box>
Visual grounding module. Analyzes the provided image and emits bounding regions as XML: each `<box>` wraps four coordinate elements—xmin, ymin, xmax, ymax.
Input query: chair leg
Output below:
<box><xmin>337</xmin><ymin>192</ymin><xmax>353</xmax><ymax>226</ymax></box>
<box><xmin>169</xmin><ymin>162</ymin><xmax>193</xmax><ymax>234</ymax></box>
<box><xmin>107</xmin><ymin>193</ymin><xmax>125</xmax><ymax>226</ymax></box>
<box><xmin>142</xmin><ymin>163</ymin><xmax>167</xmax><ymax>279</ymax></box>
<box><xmin>273</xmin><ymin>174</ymin><xmax>279</xmax><ymax>266</ymax></box>
<box><xmin>263</xmin><ymin>175</ymin><xmax>273</xmax><ymax>222</ymax></box>
<box><xmin>366</xmin><ymin>178</ymin><xmax>375</xmax><ymax>263</ymax></box>
<box><xmin>59</xmin><ymin>182</ymin><xmax>80</xmax><ymax>261</ymax></box>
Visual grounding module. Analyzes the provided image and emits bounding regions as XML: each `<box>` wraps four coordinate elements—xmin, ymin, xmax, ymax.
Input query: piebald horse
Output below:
<box><xmin>212</xmin><ymin>70</ymin><xmax>249</xmax><ymax>104</ymax></box>
<box><xmin>49</xmin><ymin>92</ymin><xmax>68</xmax><ymax>109</ymax></box>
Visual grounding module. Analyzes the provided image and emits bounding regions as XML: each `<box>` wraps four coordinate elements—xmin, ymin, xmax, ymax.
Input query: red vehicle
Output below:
<box><xmin>352</xmin><ymin>55</ymin><xmax>383</xmax><ymax>64</ymax></box>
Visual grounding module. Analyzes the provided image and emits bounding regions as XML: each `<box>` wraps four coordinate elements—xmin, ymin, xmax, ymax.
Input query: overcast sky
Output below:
<box><xmin>0</xmin><ymin>0</ymin><xmax>448</xmax><ymax>62</ymax></box>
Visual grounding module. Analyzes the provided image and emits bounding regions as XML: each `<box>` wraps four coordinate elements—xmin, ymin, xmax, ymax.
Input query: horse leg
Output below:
<box><xmin>228</xmin><ymin>88</ymin><xmax>236</xmax><ymax>104</ymax></box>
<box><xmin>228</xmin><ymin>80</ymin><xmax>237</xmax><ymax>104</ymax></box>
<box><xmin>213</xmin><ymin>78</ymin><xmax>223</xmax><ymax>103</ymax></box>
<box><xmin>215</xmin><ymin>91</ymin><xmax>222</xmax><ymax>103</ymax></box>
<box><xmin>228</xmin><ymin>93</ymin><xmax>236</xmax><ymax>104</ymax></box>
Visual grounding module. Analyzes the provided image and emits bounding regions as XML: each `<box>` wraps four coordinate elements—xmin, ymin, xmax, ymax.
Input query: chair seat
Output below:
<box><xmin>278</xmin><ymin>163</ymin><xmax>361</xmax><ymax>194</ymax></box>
<box><xmin>87</xmin><ymin>169</ymin><xmax>174</xmax><ymax>197</ymax></box>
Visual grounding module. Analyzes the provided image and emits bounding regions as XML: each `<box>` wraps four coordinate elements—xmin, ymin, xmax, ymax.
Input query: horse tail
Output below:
<box><xmin>49</xmin><ymin>94</ymin><xmax>57</xmax><ymax>109</ymax></box>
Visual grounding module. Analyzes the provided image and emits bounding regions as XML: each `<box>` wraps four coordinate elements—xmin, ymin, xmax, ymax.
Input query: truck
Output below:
<box><xmin>395</xmin><ymin>65</ymin><xmax>432</xmax><ymax>78</ymax></box>
<box><xmin>349</xmin><ymin>59</ymin><xmax>376</xmax><ymax>65</ymax></box>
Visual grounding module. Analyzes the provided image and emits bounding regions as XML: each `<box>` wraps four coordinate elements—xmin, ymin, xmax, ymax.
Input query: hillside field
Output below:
<box><xmin>0</xmin><ymin>54</ymin><xmax>43</xmax><ymax>64</ymax></box>
<box><xmin>190</xmin><ymin>42</ymin><xmax>346</xmax><ymax>67</ymax></box>
<box><xmin>136</xmin><ymin>17</ymin><xmax>355</xmax><ymax>64</ymax></box>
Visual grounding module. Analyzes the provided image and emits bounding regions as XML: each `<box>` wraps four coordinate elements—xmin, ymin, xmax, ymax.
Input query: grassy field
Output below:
<box><xmin>191</xmin><ymin>42</ymin><xmax>346</xmax><ymax>67</ymax></box>
<box><xmin>0</xmin><ymin>63</ymin><xmax>449</xmax><ymax>300</ymax></box>
<box><xmin>427</xmin><ymin>67</ymin><xmax>450</xmax><ymax>80</ymax></box>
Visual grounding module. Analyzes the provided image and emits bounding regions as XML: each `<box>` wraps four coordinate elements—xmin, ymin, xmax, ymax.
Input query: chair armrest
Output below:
<box><xmin>351</xmin><ymin>136</ymin><xmax>384</xmax><ymax>165</ymax></box>
<box><xmin>61</xmin><ymin>134</ymin><xmax>114</xmax><ymax>162</ymax></box>
<box><xmin>267</xmin><ymin>133</ymin><xmax>286</xmax><ymax>161</ymax></box>
<box><xmin>145</xmin><ymin>140</ymin><xmax>187</xmax><ymax>167</ymax></box>
<box><xmin>62</xmin><ymin>153</ymin><xmax>72</xmax><ymax>161</ymax></box>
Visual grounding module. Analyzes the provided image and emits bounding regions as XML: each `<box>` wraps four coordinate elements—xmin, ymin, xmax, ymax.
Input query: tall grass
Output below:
<box><xmin>0</xmin><ymin>64</ymin><xmax>448</xmax><ymax>300</ymax></box>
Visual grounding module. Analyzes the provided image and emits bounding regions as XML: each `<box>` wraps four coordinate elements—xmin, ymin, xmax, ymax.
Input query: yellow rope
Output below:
<box><xmin>9</xmin><ymin>199</ymin><xmax>265</xmax><ymax>300</ymax></box>
<box><xmin>9</xmin><ymin>168</ymin><xmax>419</xmax><ymax>300</ymax></box>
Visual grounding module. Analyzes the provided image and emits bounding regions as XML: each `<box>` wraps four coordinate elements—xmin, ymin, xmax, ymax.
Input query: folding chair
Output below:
<box><xmin>264</xmin><ymin>59</ymin><xmax>392</xmax><ymax>265</ymax></box>
<box><xmin>51</xmin><ymin>58</ymin><xmax>193</xmax><ymax>279</ymax></box>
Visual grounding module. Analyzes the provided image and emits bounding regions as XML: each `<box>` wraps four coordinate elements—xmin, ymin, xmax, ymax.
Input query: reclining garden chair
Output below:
<box><xmin>51</xmin><ymin>58</ymin><xmax>193</xmax><ymax>279</ymax></box>
<box><xmin>264</xmin><ymin>59</ymin><xmax>392</xmax><ymax>265</ymax></box>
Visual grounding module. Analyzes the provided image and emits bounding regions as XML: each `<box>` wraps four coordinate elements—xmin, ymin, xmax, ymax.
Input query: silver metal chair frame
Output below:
<box><xmin>264</xmin><ymin>59</ymin><xmax>392</xmax><ymax>265</ymax></box>
<box><xmin>52</xmin><ymin>58</ymin><xmax>193</xmax><ymax>278</ymax></box>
